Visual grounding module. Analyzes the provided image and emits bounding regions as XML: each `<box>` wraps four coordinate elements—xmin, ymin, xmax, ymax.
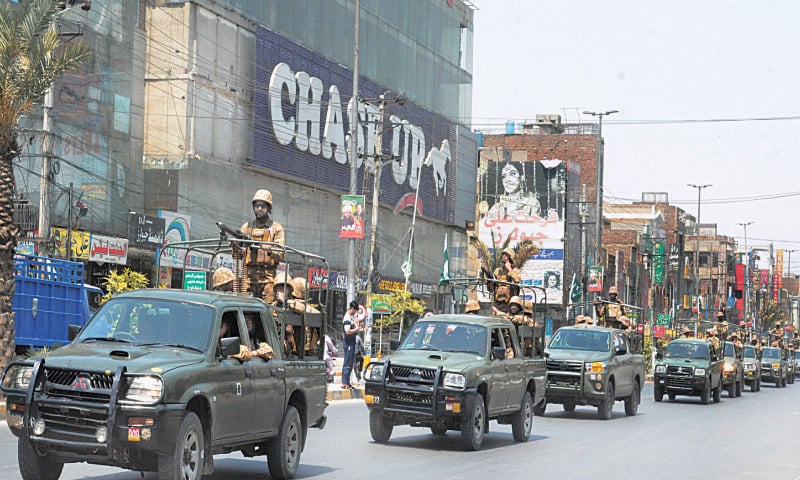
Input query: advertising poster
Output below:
<box><xmin>52</xmin><ymin>228</ymin><xmax>91</xmax><ymax>260</ymax></box>
<box><xmin>339</xmin><ymin>195</ymin><xmax>365</xmax><ymax>239</ymax></box>
<box><xmin>587</xmin><ymin>265</ymin><xmax>604</xmax><ymax>293</ymax></box>
<box><xmin>478</xmin><ymin>159</ymin><xmax>567</xmax><ymax>304</ymax></box>
<box><xmin>89</xmin><ymin>234</ymin><xmax>128</xmax><ymax>265</ymax></box>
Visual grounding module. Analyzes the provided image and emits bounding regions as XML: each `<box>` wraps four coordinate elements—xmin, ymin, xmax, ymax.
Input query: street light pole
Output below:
<box><xmin>688</xmin><ymin>183</ymin><xmax>712</xmax><ymax>318</ymax></box>
<box><xmin>736</xmin><ymin>221</ymin><xmax>754</xmax><ymax>324</ymax></box>
<box><xmin>346</xmin><ymin>0</ymin><xmax>361</xmax><ymax>305</ymax></box>
<box><xmin>583</xmin><ymin>110</ymin><xmax>618</xmax><ymax>274</ymax></box>
<box><xmin>787</xmin><ymin>249</ymin><xmax>797</xmax><ymax>277</ymax></box>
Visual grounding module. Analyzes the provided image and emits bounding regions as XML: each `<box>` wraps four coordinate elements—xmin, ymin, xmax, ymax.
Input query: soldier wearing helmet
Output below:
<box><xmin>489</xmin><ymin>247</ymin><xmax>521</xmax><ymax>315</ymax></box>
<box><xmin>232</xmin><ymin>189</ymin><xmax>286</xmax><ymax>303</ymax></box>
<box><xmin>288</xmin><ymin>277</ymin><xmax>321</xmax><ymax>354</ymax></box>
<box><xmin>504</xmin><ymin>296</ymin><xmax>525</xmax><ymax>325</ymax></box>
<box><xmin>465</xmin><ymin>299</ymin><xmax>481</xmax><ymax>314</ymax></box>
<box><xmin>212</xmin><ymin>267</ymin><xmax>235</xmax><ymax>292</ymax></box>
<box><xmin>593</xmin><ymin>285</ymin><xmax>629</xmax><ymax>329</ymax></box>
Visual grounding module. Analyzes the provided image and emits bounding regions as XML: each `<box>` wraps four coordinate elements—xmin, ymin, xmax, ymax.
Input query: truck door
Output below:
<box><xmin>613</xmin><ymin>332</ymin><xmax>633</xmax><ymax>396</ymax></box>
<box><xmin>210</xmin><ymin>310</ymin><xmax>255</xmax><ymax>441</ymax></box>
<box><xmin>246</xmin><ymin>309</ymin><xmax>286</xmax><ymax>435</ymax></box>
<box><xmin>501</xmin><ymin>326</ymin><xmax>525</xmax><ymax>410</ymax></box>
<box><xmin>488</xmin><ymin>328</ymin><xmax>508</xmax><ymax>413</ymax></box>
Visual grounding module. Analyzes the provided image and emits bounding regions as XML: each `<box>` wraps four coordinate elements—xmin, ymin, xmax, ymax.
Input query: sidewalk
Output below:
<box><xmin>326</xmin><ymin>356</ymin><xmax>365</xmax><ymax>402</ymax></box>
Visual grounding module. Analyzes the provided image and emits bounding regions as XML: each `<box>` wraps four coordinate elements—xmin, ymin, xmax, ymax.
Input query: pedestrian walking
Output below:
<box><xmin>341</xmin><ymin>300</ymin><xmax>363</xmax><ymax>389</ymax></box>
<box><xmin>323</xmin><ymin>334</ymin><xmax>337</xmax><ymax>383</ymax></box>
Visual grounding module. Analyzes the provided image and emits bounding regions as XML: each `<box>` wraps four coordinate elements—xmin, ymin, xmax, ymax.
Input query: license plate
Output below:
<box><xmin>128</xmin><ymin>427</ymin><xmax>141</xmax><ymax>442</ymax></box>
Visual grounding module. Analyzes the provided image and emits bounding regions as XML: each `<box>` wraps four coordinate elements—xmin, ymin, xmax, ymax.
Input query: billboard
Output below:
<box><xmin>339</xmin><ymin>195</ymin><xmax>365</xmax><ymax>239</ymax></box>
<box><xmin>478</xmin><ymin>159</ymin><xmax>567</xmax><ymax>304</ymax></box>
<box><xmin>253</xmin><ymin>25</ymin><xmax>456</xmax><ymax>224</ymax></box>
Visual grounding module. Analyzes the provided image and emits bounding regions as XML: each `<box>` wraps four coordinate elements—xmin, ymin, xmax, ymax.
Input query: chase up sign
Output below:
<box><xmin>253</xmin><ymin>25</ymin><xmax>456</xmax><ymax>223</ymax></box>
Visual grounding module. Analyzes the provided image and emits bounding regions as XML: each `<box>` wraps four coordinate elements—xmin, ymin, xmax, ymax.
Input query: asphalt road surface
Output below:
<box><xmin>2</xmin><ymin>382</ymin><xmax>800</xmax><ymax>480</ymax></box>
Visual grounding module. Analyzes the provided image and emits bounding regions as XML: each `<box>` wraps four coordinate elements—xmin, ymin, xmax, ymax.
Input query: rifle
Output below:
<box><xmin>216</xmin><ymin>222</ymin><xmax>250</xmax><ymax>241</ymax></box>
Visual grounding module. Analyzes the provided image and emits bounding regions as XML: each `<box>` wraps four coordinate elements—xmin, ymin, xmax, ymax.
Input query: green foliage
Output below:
<box><xmin>370</xmin><ymin>289</ymin><xmax>425</xmax><ymax>329</ymax></box>
<box><xmin>644</xmin><ymin>335</ymin><xmax>654</xmax><ymax>373</ymax></box>
<box><xmin>760</xmin><ymin>301</ymin><xmax>787</xmax><ymax>330</ymax></box>
<box><xmin>101</xmin><ymin>268</ymin><xmax>149</xmax><ymax>305</ymax></box>
<box><xmin>469</xmin><ymin>233</ymin><xmax>539</xmax><ymax>276</ymax></box>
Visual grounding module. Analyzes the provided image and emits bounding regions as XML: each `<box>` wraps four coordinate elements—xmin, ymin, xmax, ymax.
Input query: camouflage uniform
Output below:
<box><xmin>490</xmin><ymin>247</ymin><xmax>521</xmax><ymax>314</ymax></box>
<box><xmin>212</xmin><ymin>267</ymin><xmax>235</xmax><ymax>291</ymax></box>
<box><xmin>465</xmin><ymin>299</ymin><xmax>481</xmax><ymax>314</ymax></box>
<box><xmin>232</xmin><ymin>189</ymin><xmax>286</xmax><ymax>303</ymax></box>
<box><xmin>594</xmin><ymin>286</ymin><xmax>628</xmax><ymax>329</ymax></box>
<box><xmin>288</xmin><ymin>277</ymin><xmax>320</xmax><ymax>354</ymax></box>
<box><xmin>706</xmin><ymin>328</ymin><xmax>720</xmax><ymax>359</ymax></box>
<box><xmin>504</xmin><ymin>296</ymin><xmax>525</xmax><ymax>325</ymax></box>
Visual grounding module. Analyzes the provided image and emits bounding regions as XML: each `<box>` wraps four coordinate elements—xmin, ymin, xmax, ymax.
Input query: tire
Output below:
<box><xmin>624</xmin><ymin>380</ymin><xmax>640</xmax><ymax>416</ymax></box>
<box><xmin>460</xmin><ymin>393</ymin><xmax>486</xmax><ymax>451</ymax></box>
<box><xmin>727</xmin><ymin>383</ymin><xmax>735</xmax><ymax>398</ymax></box>
<box><xmin>533</xmin><ymin>400</ymin><xmax>547</xmax><ymax>416</ymax></box>
<box><xmin>735</xmin><ymin>379</ymin><xmax>742</xmax><ymax>397</ymax></box>
<box><xmin>267</xmin><ymin>406</ymin><xmax>303</xmax><ymax>480</ymax></box>
<box><xmin>756</xmin><ymin>378</ymin><xmax>761</xmax><ymax>391</ymax></box>
<box><xmin>668</xmin><ymin>393</ymin><xmax>676</xmax><ymax>402</ymax></box>
<box><xmin>700</xmin><ymin>380</ymin><xmax>710</xmax><ymax>405</ymax></box>
<box><xmin>562</xmin><ymin>400</ymin><xmax>576</xmax><ymax>412</ymax></box>
<box><xmin>713</xmin><ymin>385</ymin><xmax>721</xmax><ymax>403</ymax></box>
<box><xmin>511</xmin><ymin>392</ymin><xmax>533</xmax><ymax>442</ymax></box>
<box><xmin>18</xmin><ymin>440</ymin><xmax>64</xmax><ymax>480</ymax></box>
<box><xmin>597</xmin><ymin>383</ymin><xmax>614</xmax><ymax>420</ymax></box>
<box><xmin>430</xmin><ymin>425</ymin><xmax>447</xmax><ymax>436</ymax></box>
<box><xmin>750</xmin><ymin>379</ymin><xmax>757</xmax><ymax>393</ymax></box>
<box><xmin>158</xmin><ymin>411</ymin><xmax>204</xmax><ymax>480</ymax></box>
<box><xmin>654</xmin><ymin>385</ymin><xmax>664</xmax><ymax>402</ymax></box>
<box><xmin>369</xmin><ymin>410</ymin><xmax>393</xmax><ymax>443</ymax></box>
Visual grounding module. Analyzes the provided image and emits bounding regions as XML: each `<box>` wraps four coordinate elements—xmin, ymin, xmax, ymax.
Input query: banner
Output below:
<box><xmin>89</xmin><ymin>234</ymin><xmax>129</xmax><ymax>265</ymax></box>
<box><xmin>128</xmin><ymin>212</ymin><xmax>165</xmax><ymax>248</ymax></box>
<box><xmin>339</xmin><ymin>195</ymin><xmax>365</xmax><ymax>239</ymax></box>
<box><xmin>52</xmin><ymin>228</ymin><xmax>91</xmax><ymax>260</ymax></box>
<box><xmin>587</xmin><ymin>266</ymin><xmax>603</xmax><ymax>293</ymax></box>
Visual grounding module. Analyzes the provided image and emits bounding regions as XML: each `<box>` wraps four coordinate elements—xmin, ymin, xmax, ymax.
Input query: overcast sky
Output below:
<box><xmin>471</xmin><ymin>0</ymin><xmax>800</xmax><ymax>274</ymax></box>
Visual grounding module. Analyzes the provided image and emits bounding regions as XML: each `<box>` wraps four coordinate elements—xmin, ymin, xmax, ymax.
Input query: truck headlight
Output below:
<box><xmin>2</xmin><ymin>365</ymin><xmax>33</xmax><ymax>390</ymax></box>
<box><xmin>723</xmin><ymin>363</ymin><xmax>734</xmax><ymax>373</ymax></box>
<box><xmin>123</xmin><ymin>376</ymin><xmax>163</xmax><ymax>404</ymax></box>
<box><xmin>773</xmin><ymin>363</ymin><xmax>781</xmax><ymax>370</ymax></box>
<box><xmin>694</xmin><ymin>368</ymin><xmax>706</xmax><ymax>376</ymax></box>
<box><xmin>585</xmin><ymin>361</ymin><xmax>607</xmax><ymax>373</ymax></box>
<box><xmin>443</xmin><ymin>372</ymin><xmax>466</xmax><ymax>389</ymax></box>
<box><xmin>366</xmin><ymin>363</ymin><xmax>384</xmax><ymax>381</ymax></box>
<box><xmin>655</xmin><ymin>365</ymin><xmax>666</xmax><ymax>374</ymax></box>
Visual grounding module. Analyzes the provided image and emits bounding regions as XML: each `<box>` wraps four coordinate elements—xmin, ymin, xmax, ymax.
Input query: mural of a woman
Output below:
<box><xmin>485</xmin><ymin>162</ymin><xmax>541</xmax><ymax>221</ymax></box>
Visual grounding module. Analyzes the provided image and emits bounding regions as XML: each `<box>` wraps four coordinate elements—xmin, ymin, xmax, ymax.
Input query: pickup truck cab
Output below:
<box><xmin>1</xmin><ymin>289</ymin><xmax>327</xmax><ymax>480</ymax></box>
<box><xmin>760</xmin><ymin>346</ymin><xmax>788</xmax><ymax>387</ymax></box>
<box><xmin>363</xmin><ymin>315</ymin><xmax>546</xmax><ymax>450</ymax></box>
<box><xmin>785</xmin><ymin>349</ymin><xmax>796</xmax><ymax>384</ymax></box>
<box><xmin>721</xmin><ymin>341</ymin><xmax>744</xmax><ymax>398</ymax></box>
<box><xmin>539</xmin><ymin>326</ymin><xmax>645</xmax><ymax>419</ymax></box>
<box><xmin>742</xmin><ymin>345</ymin><xmax>762</xmax><ymax>392</ymax></box>
<box><xmin>653</xmin><ymin>338</ymin><xmax>723</xmax><ymax>404</ymax></box>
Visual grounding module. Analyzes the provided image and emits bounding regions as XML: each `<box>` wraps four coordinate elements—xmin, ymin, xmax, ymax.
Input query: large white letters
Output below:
<box><xmin>322</xmin><ymin>85</ymin><xmax>346</xmax><ymax>164</ymax></box>
<box><xmin>269</xmin><ymin>62</ymin><xmax>295</xmax><ymax>146</ymax></box>
<box><xmin>295</xmin><ymin>71</ymin><xmax>322</xmax><ymax>155</ymax></box>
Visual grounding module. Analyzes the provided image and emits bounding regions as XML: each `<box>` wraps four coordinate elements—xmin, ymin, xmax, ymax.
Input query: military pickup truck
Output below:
<box><xmin>761</xmin><ymin>346</ymin><xmax>788</xmax><ymax>387</ymax></box>
<box><xmin>363</xmin><ymin>314</ymin><xmax>546</xmax><ymax>451</ymax></box>
<box><xmin>538</xmin><ymin>325</ymin><xmax>645</xmax><ymax>420</ymax></box>
<box><xmin>653</xmin><ymin>338</ymin><xmax>724</xmax><ymax>404</ymax></box>
<box><xmin>742</xmin><ymin>345</ymin><xmax>762</xmax><ymax>392</ymax></box>
<box><xmin>721</xmin><ymin>341</ymin><xmax>744</xmax><ymax>398</ymax></box>
<box><xmin>0</xmin><ymin>289</ymin><xmax>327</xmax><ymax>480</ymax></box>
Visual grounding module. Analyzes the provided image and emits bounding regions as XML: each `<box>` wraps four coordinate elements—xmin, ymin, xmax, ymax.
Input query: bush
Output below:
<box><xmin>101</xmin><ymin>268</ymin><xmax>150</xmax><ymax>305</ymax></box>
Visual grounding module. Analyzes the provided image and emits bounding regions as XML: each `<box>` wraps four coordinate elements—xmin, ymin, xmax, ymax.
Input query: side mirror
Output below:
<box><xmin>655</xmin><ymin>352</ymin><xmax>663</xmax><ymax>360</ymax></box>
<box><xmin>220</xmin><ymin>336</ymin><xmax>241</xmax><ymax>357</ymax></box>
<box><xmin>390</xmin><ymin>339</ymin><xmax>400</xmax><ymax>351</ymax></box>
<box><xmin>492</xmin><ymin>346</ymin><xmax>506</xmax><ymax>360</ymax></box>
<box><xmin>67</xmin><ymin>324</ymin><xmax>82</xmax><ymax>341</ymax></box>
<box><xmin>615</xmin><ymin>346</ymin><xmax>627</xmax><ymax>356</ymax></box>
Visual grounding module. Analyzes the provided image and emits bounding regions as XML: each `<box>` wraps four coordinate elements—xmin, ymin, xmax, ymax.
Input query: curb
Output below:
<box><xmin>326</xmin><ymin>385</ymin><xmax>364</xmax><ymax>402</ymax></box>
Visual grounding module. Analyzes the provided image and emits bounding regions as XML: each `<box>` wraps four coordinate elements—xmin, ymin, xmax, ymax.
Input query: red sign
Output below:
<box><xmin>654</xmin><ymin>326</ymin><xmax>666</xmax><ymax>338</ymax></box>
<box><xmin>636</xmin><ymin>323</ymin><xmax>644</xmax><ymax>334</ymax></box>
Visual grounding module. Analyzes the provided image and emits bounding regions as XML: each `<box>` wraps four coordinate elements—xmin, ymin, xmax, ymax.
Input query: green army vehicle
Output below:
<box><xmin>742</xmin><ymin>345</ymin><xmax>762</xmax><ymax>392</ymax></box>
<box><xmin>538</xmin><ymin>326</ymin><xmax>645</xmax><ymax>420</ymax></box>
<box><xmin>721</xmin><ymin>341</ymin><xmax>744</xmax><ymax>397</ymax></box>
<box><xmin>653</xmin><ymin>338</ymin><xmax>724</xmax><ymax>404</ymax></box>
<box><xmin>761</xmin><ymin>346</ymin><xmax>789</xmax><ymax>387</ymax></box>
<box><xmin>1</xmin><ymin>289</ymin><xmax>327</xmax><ymax>480</ymax></box>
<box><xmin>363</xmin><ymin>314</ymin><xmax>546</xmax><ymax>451</ymax></box>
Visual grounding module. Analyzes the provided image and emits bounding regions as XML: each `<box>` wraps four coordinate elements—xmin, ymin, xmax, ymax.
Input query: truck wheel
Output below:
<box><xmin>267</xmin><ymin>406</ymin><xmax>303</xmax><ymax>480</ymax></box>
<box><xmin>511</xmin><ymin>392</ymin><xmax>533</xmax><ymax>442</ymax></box>
<box><xmin>668</xmin><ymin>393</ymin><xmax>676</xmax><ymax>402</ymax></box>
<box><xmin>533</xmin><ymin>400</ymin><xmax>547</xmax><ymax>416</ymax></box>
<box><xmin>18</xmin><ymin>440</ymin><xmax>64</xmax><ymax>480</ymax></box>
<box><xmin>624</xmin><ymin>380</ymin><xmax>640</xmax><ymax>416</ymax></box>
<box><xmin>750</xmin><ymin>379</ymin><xmax>757</xmax><ymax>393</ymax></box>
<box><xmin>158</xmin><ymin>411</ymin><xmax>204</xmax><ymax>480</ymax></box>
<box><xmin>727</xmin><ymin>383</ymin><xmax>735</xmax><ymax>397</ymax></box>
<box><xmin>735</xmin><ymin>379</ymin><xmax>742</xmax><ymax>397</ymax></box>
<box><xmin>713</xmin><ymin>384</ymin><xmax>721</xmax><ymax>403</ymax></box>
<box><xmin>460</xmin><ymin>393</ymin><xmax>486</xmax><ymax>451</ymax></box>
<box><xmin>369</xmin><ymin>410</ymin><xmax>393</xmax><ymax>443</ymax></box>
<box><xmin>562</xmin><ymin>400</ymin><xmax>576</xmax><ymax>412</ymax></box>
<box><xmin>700</xmin><ymin>381</ymin><xmax>710</xmax><ymax>405</ymax></box>
<box><xmin>430</xmin><ymin>425</ymin><xmax>447</xmax><ymax>436</ymax></box>
<box><xmin>597</xmin><ymin>383</ymin><xmax>614</xmax><ymax>420</ymax></box>
<box><xmin>654</xmin><ymin>385</ymin><xmax>664</xmax><ymax>402</ymax></box>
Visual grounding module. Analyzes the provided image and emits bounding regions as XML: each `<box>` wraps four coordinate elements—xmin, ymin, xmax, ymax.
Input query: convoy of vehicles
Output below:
<box><xmin>653</xmin><ymin>339</ymin><xmax>724</xmax><ymax>404</ymax></box>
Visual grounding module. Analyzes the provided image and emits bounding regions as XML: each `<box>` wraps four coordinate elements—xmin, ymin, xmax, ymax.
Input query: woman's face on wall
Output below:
<box><xmin>501</xmin><ymin>163</ymin><xmax>522</xmax><ymax>194</ymax></box>
<box><xmin>547</xmin><ymin>274</ymin><xmax>557</xmax><ymax>287</ymax></box>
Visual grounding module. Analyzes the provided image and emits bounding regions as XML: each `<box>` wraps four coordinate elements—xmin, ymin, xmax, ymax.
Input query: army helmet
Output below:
<box><xmin>522</xmin><ymin>299</ymin><xmax>533</xmax><ymax>315</ymax></box>
<box><xmin>465</xmin><ymin>299</ymin><xmax>481</xmax><ymax>313</ymax></box>
<box><xmin>212</xmin><ymin>267</ymin><xmax>235</xmax><ymax>288</ymax></box>
<box><xmin>290</xmin><ymin>277</ymin><xmax>307</xmax><ymax>299</ymax></box>
<box><xmin>575</xmin><ymin>315</ymin><xmax>586</xmax><ymax>325</ymax></box>
<box><xmin>608</xmin><ymin>286</ymin><xmax>619</xmax><ymax>295</ymax></box>
<box><xmin>252</xmin><ymin>189</ymin><xmax>273</xmax><ymax>206</ymax></box>
<box><xmin>273</xmin><ymin>271</ymin><xmax>293</xmax><ymax>295</ymax></box>
<box><xmin>508</xmin><ymin>296</ymin><xmax>523</xmax><ymax>309</ymax></box>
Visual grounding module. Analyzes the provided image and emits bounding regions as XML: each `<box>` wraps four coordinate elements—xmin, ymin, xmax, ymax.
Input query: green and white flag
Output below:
<box><xmin>438</xmin><ymin>234</ymin><xmax>449</xmax><ymax>285</ymax></box>
<box><xmin>569</xmin><ymin>273</ymin><xmax>582</xmax><ymax>303</ymax></box>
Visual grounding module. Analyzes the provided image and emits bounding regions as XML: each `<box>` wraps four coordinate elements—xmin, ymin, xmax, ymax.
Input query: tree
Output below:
<box><xmin>370</xmin><ymin>289</ymin><xmax>425</xmax><ymax>330</ymax></box>
<box><xmin>100</xmin><ymin>268</ymin><xmax>150</xmax><ymax>305</ymax></box>
<box><xmin>0</xmin><ymin>0</ymin><xmax>91</xmax><ymax>370</ymax></box>
<box><xmin>760</xmin><ymin>301</ymin><xmax>787</xmax><ymax>331</ymax></box>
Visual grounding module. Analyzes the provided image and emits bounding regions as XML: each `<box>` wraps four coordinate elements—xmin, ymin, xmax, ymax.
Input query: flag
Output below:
<box><xmin>569</xmin><ymin>273</ymin><xmax>581</xmax><ymax>303</ymax></box>
<box><xmin>438</xmin><ymin>234</ymin><xmax>449</xmax><ymax>285</ymax></box>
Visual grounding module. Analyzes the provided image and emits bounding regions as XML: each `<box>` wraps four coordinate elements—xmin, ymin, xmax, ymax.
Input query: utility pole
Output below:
<box><xmin>365</xmin><ymin>97</ymin><xmax>385</xmax><ymax>302</ymax></box>
<box><xmin>580</xmin><ymin>184</ymin><xmax>588</xmax><ymax>314</ymax></box>
<box><xmin>583</xmin><ymin>109</ymin><xmax>617</xmax><ymax>300</ymax></box>
<box><xmin>688</xmin><ymin>183</ymin><xmax>712</xmax><ymax>318</ymax></box>
<box><xmin>788</xmin><ymin>249</ymin><xmax>797</xmax><ymax>277</ymax></box>
<box><xmin>346</xmin><ymin>0</ymin><xmax>361</xmax><ymax>305</ymax></box>
<box><xmin>37</xmin><ymin>88</ymin><xmax>54</xmax><ymax>244</ymax></box>
<box><xmin>736</xmin><ymin>221</ymin><xmax>753</xmax><ymax>325</ymax></box>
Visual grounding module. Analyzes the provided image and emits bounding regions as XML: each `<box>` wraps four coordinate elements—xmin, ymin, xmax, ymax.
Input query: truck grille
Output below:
<box><xmin>44</xmin><ymin>367</ymin><xmax>114</xmax><ymax>403</ymax></box>
<box><xmin>386</xmin><ymin>390</ymin><xmax>433</xmax><ymax>409</ymax></box>
<box><xmin>546</xmin><ymin>360</ymin><xmax>583</xmax><ymax>372</ymax></box>
<box><xmin>666</xmin><ymin>366</ymin><xmax>693</xmax><ymax>389</ymax></box>
<box><xmin>547</xmin><ymin>373</ymin><xmax>581</xmax><ymax>388</ymax></box>
<box><xmin>389</xmin><ymin>366</ymin><xmax>436</xmax><ymax>386</ymax></box>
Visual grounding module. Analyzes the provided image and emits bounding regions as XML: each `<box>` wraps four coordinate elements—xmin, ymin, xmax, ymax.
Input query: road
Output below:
<box><xmin>2</xmin><ymin>383</ymin><xmax>800</xmax><ymax>480</ymax></box>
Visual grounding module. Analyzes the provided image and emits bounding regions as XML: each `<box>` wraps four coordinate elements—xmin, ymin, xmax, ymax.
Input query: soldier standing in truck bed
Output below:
<box><xmin>593</xmin><ymin>286</ymin><xmax>629</xmax><ymax>329</ymax></box>
<box><xmin>231</xmin><ymin>189</ymin><xmax>285</xmax><ymax>302</ymax></box>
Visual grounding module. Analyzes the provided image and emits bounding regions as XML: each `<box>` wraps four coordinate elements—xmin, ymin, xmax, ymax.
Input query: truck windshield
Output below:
<box><xmin>744</xmin><ymin>346</ymin><xmax>757</xmax><ymax>358</ymax></box>
<box><xmin>77</xmin><ymin>298</ymin><xmax>215</xmax><ymax>352</ymax></box>
<box><xmin>548</xmin><ymin>329</ymin><xmax>610</xmax><ymax>352</ymax></box>
<box><xmin>762</xmin><ymin>348</ymin><xmax>780</xmax><ymax>360</ymax></box>
<box><xmin>724</xmin><ymin>342</ymin><xmax>735</xmax><ymax>356</ymax></box>
<box><xmin>664</xmin><ymin>342</ymin><xmax>709</xmax><ymax>360</ymax></box>
<box><xmin>400</xmin><ymin>321</ymin><xmax>487</xmax><ymax>356</ymax></box>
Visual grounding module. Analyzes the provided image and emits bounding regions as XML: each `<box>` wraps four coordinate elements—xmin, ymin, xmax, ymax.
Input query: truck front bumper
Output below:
<box><xmin>654</xmin><ymin>373</ymin><xmax>709</xmax><ymax>394</ymax></box>
<box><xmin>545</xmin><ymin>370</ymin><xmax>608</xmax><ymax>405</ymax></box>
<box><xmin>364</xmin><ymin>380</ymin><xmax>477</xmax><ymax>425</ymax></box>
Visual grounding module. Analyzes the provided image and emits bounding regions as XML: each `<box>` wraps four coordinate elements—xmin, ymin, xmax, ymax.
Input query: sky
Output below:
<box><xmin>470</xmin><ymin>0</ymin><xmax>800</xmax><ymax>274</ymax></box>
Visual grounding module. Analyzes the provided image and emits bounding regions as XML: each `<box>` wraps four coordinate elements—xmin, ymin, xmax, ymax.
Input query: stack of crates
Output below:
<box><xmin>13</xmin><ymin>255</ymin><xmax>86</xmax><ymax>349</ymax></box>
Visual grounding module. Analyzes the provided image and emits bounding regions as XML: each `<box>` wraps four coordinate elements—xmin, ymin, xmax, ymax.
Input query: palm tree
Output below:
<box><xmin>0</xmin><ymin>0</ymin><xmax>91</xmax><ymax>370</ymax></box>
<box><xmin>470</xmin><ymin>231</ymin><xmax>539</xmax><ymax>283</ymax></box>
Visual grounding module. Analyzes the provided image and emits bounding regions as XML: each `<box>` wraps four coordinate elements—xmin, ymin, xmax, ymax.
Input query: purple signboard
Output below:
<box><xmin>254</xmin><ymin>25</ymin><xmax>455</xmax><ymax>223</ymax></box>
